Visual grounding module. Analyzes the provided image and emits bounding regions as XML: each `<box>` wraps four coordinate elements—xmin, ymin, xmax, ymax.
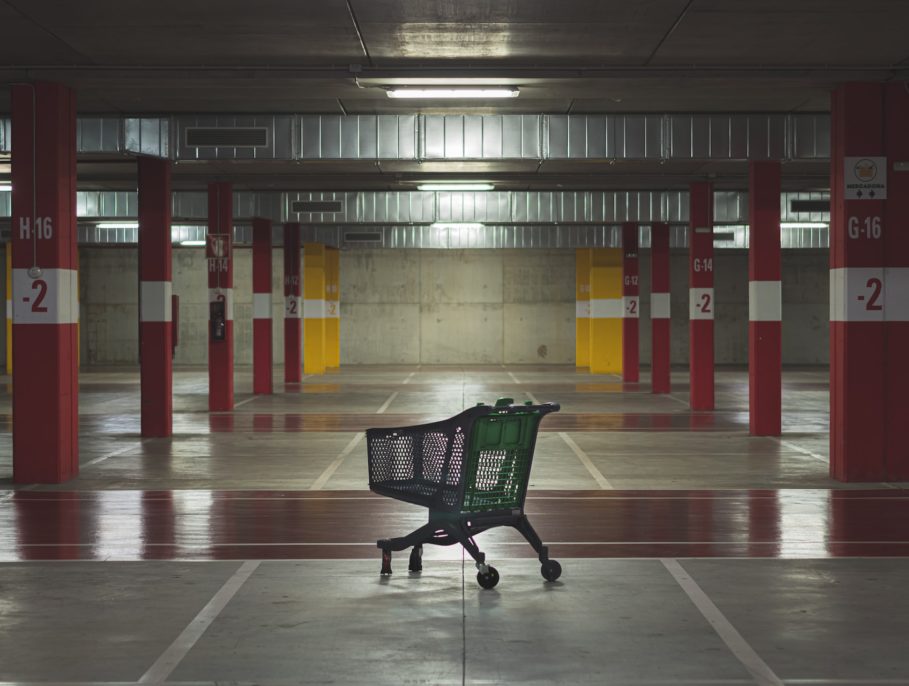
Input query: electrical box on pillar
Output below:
<box><xmin>210</xmin><ymin>301</ymin><xmax>226</xmax><ymax>342</ymax></box>
<box><xmin>171</xmin><ymin>294</ymin><xmax>179</xmax><ymax>359</ymax></box>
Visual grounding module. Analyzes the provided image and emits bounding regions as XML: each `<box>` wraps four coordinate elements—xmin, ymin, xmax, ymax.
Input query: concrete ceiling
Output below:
<box><xmin>0</xmin><ymin>0</ymin><xmax>906</xmax><ymax>191</ymax></box>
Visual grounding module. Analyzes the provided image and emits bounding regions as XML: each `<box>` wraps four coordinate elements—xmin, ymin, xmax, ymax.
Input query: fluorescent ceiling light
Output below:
<box><xmin>781</xmin><ymin>222</ymin><xmax>828</xmax><ymax>229</ymax></box>
<box><xmin>97</xmin><ymin>222</ymin><xmax>139</xmax><ymax>230</ymax></box>
<box><xmin>0</xmin><ymin>184</ymin><xmax>11</xmax><ymax>192</ymax></box>
<box><xmin>418</xmin><ymin>183</ymin><xmax>494</xmax><ymax>192</ymax></box>
<box><xmin>179</xmin><ymin>240</ymin><xmax>206</xmax><ymax>246</ymax></box>
<box><xmin>431</xmin><ymin>222</ymin><xmax>484</xmax><ymax>230</ymax></box>
<box><xmin>387</xmin><ymin>87</ymin><xmax>519</xmax><ymax>99</ymax></box>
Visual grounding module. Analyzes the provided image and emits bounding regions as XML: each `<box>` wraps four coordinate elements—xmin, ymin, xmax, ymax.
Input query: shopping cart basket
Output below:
<box><xmin>367</xmin><ymin>397</ymin><xmax>561</xmax><ymax>589</ymax></box>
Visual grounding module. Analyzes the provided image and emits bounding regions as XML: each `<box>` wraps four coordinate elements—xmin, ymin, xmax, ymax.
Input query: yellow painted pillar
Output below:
<box><xmin>575</xmin><ymin>248</ymin><xmax>591</xmax><ymax>368</ymax></box>
<box><xmin>5</xmin><ymin>246</ymin><xmax>11</xmax><ymax>375</ymax></box>
<box><xmin>303</xmin><ymin>243</ymin><xmax>327</xmax><ymax>374</ymax></box>
<box><xmin>589</xmin><ymin>248</ymin><xmax>623</xmax><ymax>375</ymax></box>
<box><xmin>325</xmin><ymin>246</ymin><xmax>340</xmax><ymax>368</ymax></box>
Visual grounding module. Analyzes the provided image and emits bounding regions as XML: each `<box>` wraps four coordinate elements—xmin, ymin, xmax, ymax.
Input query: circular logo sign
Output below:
<box><xmin>854</xmin><ymin>158</ymin><xmax>877</xmax><ymax>182</ymax></box>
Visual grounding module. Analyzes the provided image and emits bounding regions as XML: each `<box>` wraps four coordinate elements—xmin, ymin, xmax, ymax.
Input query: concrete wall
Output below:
<box><xmin>79</xmin><ymin>247</ymin><xmax>289</xmax><ymax>367</ymax></box>
<box><xmin>637</xmin><ymin>250</ymin><xmax>829</xmax><ymax>366</ymax></box>
<box><xmin>71</xmin><ymin>246</ymin><xmax>828</xmax><ymax>367</ymax></box>
<box><xmin>340</xmin><ymin>249</ymin><xmax>576</xmax><ymax>365</ymax></box>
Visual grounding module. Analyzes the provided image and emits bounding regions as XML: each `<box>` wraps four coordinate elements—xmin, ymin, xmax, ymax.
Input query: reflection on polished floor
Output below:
<box><xmin>1</xmin><ymin>366</ymin><xmax>908</xmax><ymax>685</ymax></box>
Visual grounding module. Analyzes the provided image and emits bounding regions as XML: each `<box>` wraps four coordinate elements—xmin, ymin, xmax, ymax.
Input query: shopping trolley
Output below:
<box><xmin>367</xmin><ymin>398</ymin><xmax>561</xmax><ymax>589</ymax></box>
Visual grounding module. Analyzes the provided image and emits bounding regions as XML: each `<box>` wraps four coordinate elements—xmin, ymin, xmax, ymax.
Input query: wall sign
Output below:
<box><xmin>844</xmin><ymin>157</ymin><xmax>887</xmax><ymax>199</ymax></box>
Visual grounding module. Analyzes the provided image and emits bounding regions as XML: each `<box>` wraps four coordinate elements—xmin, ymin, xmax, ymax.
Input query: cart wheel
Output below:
<box><xmin>380</xmin><ymin>549</ymin><xmax>393</xmax><ymax>576</ymax></box>
<box><xmin>541</xmin><ymin>559</ymin><xmax>562</xmax><ymax>582</ymax></box>
<box><xmin>408</xmin><ymin>545</ymin><xmax>423</xmax><ymax>573</ymax></box>
<box><xmin>476</xmin><ymin>566</ymin><xmax>500</xmax><ymax>589</ymax></box>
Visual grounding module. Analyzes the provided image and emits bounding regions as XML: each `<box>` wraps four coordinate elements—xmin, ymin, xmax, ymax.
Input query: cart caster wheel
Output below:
<box><xmin>477</xmin><ymin>566</ymin><xmax>500</xmax><ymax>589</ymax></box>
<box><xmin>541</xmin><ymin>559</ymin><xmax>562</xmax><ymax>582</ymax></box>
<box><xmin>380</xmin><ymin>549</ymin><xmax>392</xmax><ymax>576</ymax></box>
<box><xmin>408</xmin><ymin>545</ymin><xmax>423</xmax><ymax>573</ymax></box>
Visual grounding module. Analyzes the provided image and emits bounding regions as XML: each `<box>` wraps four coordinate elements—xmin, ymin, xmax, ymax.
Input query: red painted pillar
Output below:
<box><xmin>829</xmin><ymin>83</ymin><xmax>886</xmax><ymax>481</ymax></box>
<box><xmin>138</xmin><ymin>157</ymin><xmax>173</xmax><ymax>437</ymax></box>
<box><xmin>884</xmin><ymin>83</ymin><xmax>909</xmax><ymax>480</ymax></box>
<box><xmin>283</xmin><ymin>223</ymin><xmax>302</xmax><ymax>383</ymax></box>
<box><xmin>622</xmin><ymin>222</ymin><xmax>639</xmax><ymax>382</ymax></box>
<box><xmin>748</xmin><ymin>161</ymin><xmax>782</xmax><ymax>436</ymax></box>
<box><xmin>689</xmin><ymin>182</ymin><xmax>715</xmax><ymax>410</ymax></box>
<box><xmin>650</xmin><ymin>222</ymin><xmax>671</xmax><ymax>394</ymax></box>
<box><xmin>252</xmin><ymin>218</ymin><xmax>273</xmax><ymax>395</ymax></box>
<box><xmin>11</xmin><ymin>82</ymin><xmax>79</xmax><ymax>483</ymax></box>
<box><xmin>207</xmin><ymin>182</ymin><xmax>233</xmax><ymax>411</ymax></box>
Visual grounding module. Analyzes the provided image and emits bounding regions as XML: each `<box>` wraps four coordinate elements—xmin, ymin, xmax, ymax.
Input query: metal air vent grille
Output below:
<box><xmin>185</xmin><ymin>127</ymin><xmax>268</xmax><ymax>148</ymax></box>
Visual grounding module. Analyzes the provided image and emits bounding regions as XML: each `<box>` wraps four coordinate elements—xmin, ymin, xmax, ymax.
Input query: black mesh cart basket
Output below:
<box><xmin>367</xmin><ymin>397</ymin><xmax>560</xmax><ymax>589</ymax></box>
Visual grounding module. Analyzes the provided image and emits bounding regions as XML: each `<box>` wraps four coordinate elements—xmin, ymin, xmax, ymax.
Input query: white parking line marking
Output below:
<box><xmin>558</xmin><ymin>432</ymin><xmax>613</xmax><ymax>489</ymax></box>
<box><xmin>376</xmin><ymin>391</ymin><xmax>398</xmax><ymax>414</ymax></box>
<box><xmin>138</xmin><ymin>560</ymin><xmax>260</xmax><ymax>684</ymax></box>
<box><xmin>662</xmin><ymin>559</ymin><xmax>784</xmax><ymax>686</ymax></box>
<box><xmin>774</xmin><ymin>438</ymin><xmax>828</xmax><ymax>463</ymax></box>
<box><xmin>402</xmin><ymin>372</ymin><xmax>416</xmax><ymax>384</ymax></box>
<box><xmin>309</xmin><ymin>433</ymin><xmax>365</xmax><ymax>491</ymax></box>
<box><xmin>83</xmin><ymin>443</ymin><xmax>141</xmax><ymax>468</ymax></box>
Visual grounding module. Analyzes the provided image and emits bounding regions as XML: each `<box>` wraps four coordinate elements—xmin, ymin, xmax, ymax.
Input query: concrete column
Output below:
<box><xmin>11</xmin><ymin>82</ymin><xmax>79</xmax><ymax>483</ymax></box>
<box><xmin>284</xmin><ymin>223</ymin><xmax>302</xmax><ymax>382</ymax></box>
<box><xmin>622</xmin><ymin>223</ymin><xmax>640</xmax><ymax>382</ymax></box>
<box><xmin>829</xmin><ymin>83</ymin><xmax>886</xmax><ymax>481</ymax></box>
<box><xmin>748</xmin><ymin>161</ymin><xmax>782</xmax><ymax>436</ymax></box>
<box><xmin>689</xmin><ymin>182</ymin><xmax>715</xmax><ymax>410</ymax></box>
<box><xmin>650</xmin><ymin>222</ymin><xmax>671</xmax><ymax>394</ymax></box>
<box><xmin>325</xmin><ymin>246</ymin><xmax>340</xmax><ymax>369</ymax></box>
<box><xmin>884</xmin><ymin>82</ymin><xmax>909</xmax><ymax>480</ymax></box>
<box><xmin>575</xmin><ymin>249</ymin><xmax>591</xmax><ymax>368</ymax></box>
<box><xmin>207</xmin><ymin>182</ymin><xmax>233</xmax><ymax>411</ymax></box>
<box><xmin>138</xmin><ymin>157</ymin><xmax>173</xmax><ymax>437</ymax></box>
<box><xmin>252</xmin><ymin>218</ymin><xmax>273</xmax><ymax>394</ymax></box>
<box><xmin>589</xmin><ymin>248</ymin><xmax>622</xmax><ymax>375</ymax></box>
<box><xmin>303</xmin><ymin>243</ymin><xmax>327</xmax><ymax>375</ymax></box>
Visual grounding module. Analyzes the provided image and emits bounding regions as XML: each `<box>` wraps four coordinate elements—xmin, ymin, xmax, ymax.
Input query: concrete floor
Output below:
<box><xmin>1</xmin><ymin>366</ymin><xmax>908</xmax><ymax>684</ymax></box>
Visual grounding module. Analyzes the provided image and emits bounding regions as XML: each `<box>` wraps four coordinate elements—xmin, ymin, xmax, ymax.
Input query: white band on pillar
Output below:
<box><xmin>590</xmin><ymin>298</ymin><xmax>622</xmax><ymax>319</ymax></box>
<box><xmin>285</xmin><ymin>295</ymin><xmax>302</xmax><ymax>319</ymax></box>
<box><xmin>830</xmin><ymin>267</ymin><xmax>909</xmax><ymax>322</ymax></box>
<box><xmin>140</xmin><ymin>281</ymin><xmax>173</xmax><ymax>323</ymax></box>
<box><xmin>253</xmin><ymin>293</ymin><xmax>272</xmax><ymax>319</ymax></box>
<box><xmin>303</xmin><ymin>298</ymin><xmax>325</xmax><ymax>318</ymax></box>
<box><xmin>749</xmin><ymin>281</ymin><xmax>782</xmax><ymax>322</ymax></box>
<box><xmin>830</xmin><ymin>268</ymin><xmax>884</xmax><ymax>322</ymax></box>
<box><xmin>575</xmin><ymin>300</ymin><xmax>590</xmax><ymax>318</ymax></box>
<box><xmin>622</xmin><ymin>296</ymin><xmax>639</xmax><ymax>319</ymax></box>
<box><xmin>651</xmin><ymin>292</ymin><xmax>670</xmax><ymax>319</ymax></box>
<box><xmin>12</xmin><ymin>268</ymin><xmax>79</xmax><ymax>325</ymax></box>
<box><xmin>208</xmin><ymin>288</ymin><xmax>234</xmax><ymax>321</ymax></box>
<box><xmin>689</xmin><ymin>287</ymin><xmax>715</xmax><ymax>321</ymax></box>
